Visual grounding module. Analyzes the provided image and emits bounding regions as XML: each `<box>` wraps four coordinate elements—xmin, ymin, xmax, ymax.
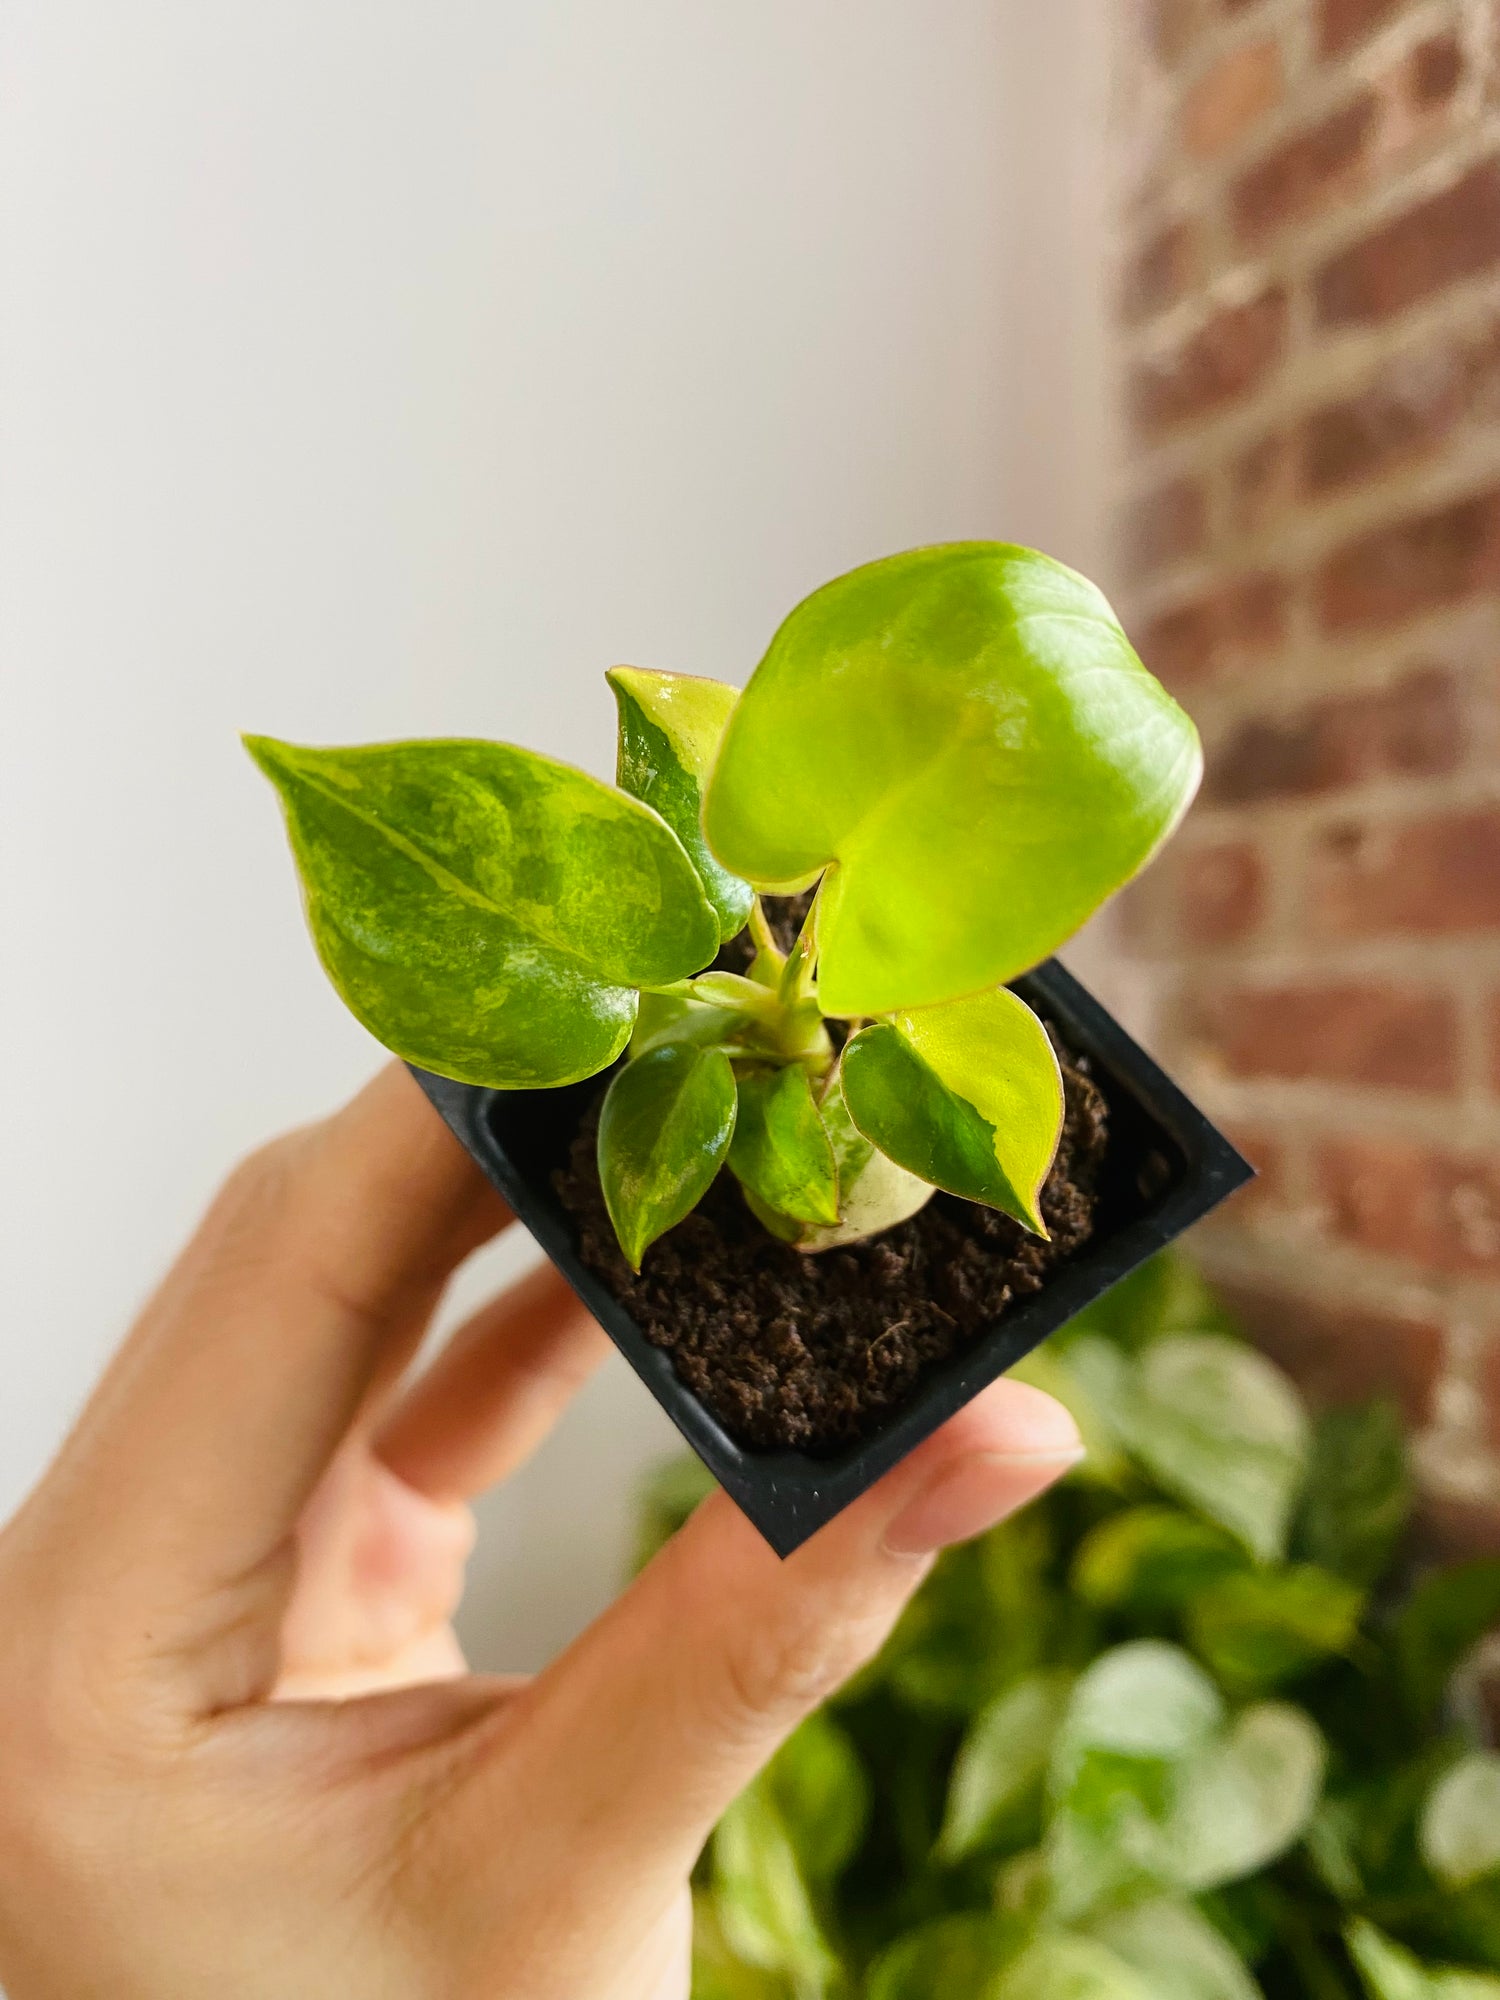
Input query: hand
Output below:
<box><xmin>0</xmin><ymin>1066</ymin><xmax>1083</xmax><ymax>1999</ymax></box>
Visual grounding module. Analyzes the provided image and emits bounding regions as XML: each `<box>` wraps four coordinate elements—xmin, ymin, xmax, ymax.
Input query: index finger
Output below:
<box><xmin>29</xmin><ymin>1066</ymin><xmax>509</xmax><ymax>1635</ymax></box>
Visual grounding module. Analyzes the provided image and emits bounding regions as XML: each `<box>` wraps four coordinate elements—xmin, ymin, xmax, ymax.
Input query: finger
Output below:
<box><xmin>453</xmin><ymin>1379</ymin><xmax>1083</xmax><ymax>1909</ymax></box>
<box><xmin>375</xmin><ymin>1261</ymin><xmax>612</xmax><ymax>1500</ymax></box>
<box><xmin>31</xmin><ymin>1066</ymin><xmax>509</xmax><ymax>1631</ymax></box>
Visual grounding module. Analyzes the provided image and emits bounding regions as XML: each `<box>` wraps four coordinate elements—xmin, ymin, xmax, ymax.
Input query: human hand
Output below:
<box><xmin>0</xmin><ymin>1066</ymin><xmax>1083</xmax><ymax>1998</ymax></box>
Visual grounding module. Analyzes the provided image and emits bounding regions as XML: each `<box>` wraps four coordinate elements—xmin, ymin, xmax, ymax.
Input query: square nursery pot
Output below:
<box><xmin>411</xmin><ymin>958</ymin><xmax>1252</xmax><ymax>1557</ymax></box>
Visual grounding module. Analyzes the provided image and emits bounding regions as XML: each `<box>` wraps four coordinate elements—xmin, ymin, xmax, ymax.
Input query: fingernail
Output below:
<box><xmin>882</xmin><ymin>1445</ymin><xmax>1085</xmax><ymax>1557</ymax></box>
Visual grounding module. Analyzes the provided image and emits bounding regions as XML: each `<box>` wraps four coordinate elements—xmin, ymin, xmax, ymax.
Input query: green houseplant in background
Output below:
<box><xmin>633</xmin><ymin>1254</ymin><xmax>1500</xmax><ymax>2000</ymax></box>
<box><xmin>248</xmin><ymin>542</ymin><xmax>1200</xmax><ymax>1269</ymax></box>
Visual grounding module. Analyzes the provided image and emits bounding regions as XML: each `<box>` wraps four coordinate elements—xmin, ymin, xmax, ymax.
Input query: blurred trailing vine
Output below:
<box><xmin>634</xmin><ymin>1254</ymin><xmax>1500</xmax><ymax>2000</ymax></box>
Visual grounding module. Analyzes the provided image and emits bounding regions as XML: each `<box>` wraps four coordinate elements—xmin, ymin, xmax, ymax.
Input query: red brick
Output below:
<box><xmin>1231</xmin><ymin>432</ymin><xmax>1294</xmax><ymax>536</ymax></box>
<box><xmin>1190</xmin><ymin>979</ymin><xmax>1460</xmax><ymax>1091</ymax></box>
<box><xmin>1233</xmin><ymin>93</ymin><xmax>1377</xmax><ymax>243</ymax></box>
<box><xmin>1136</xmin><ymin>570</ymin><xmax>1287</xmax><ymax>683</ymax></box>
<box><xmin>1214</xmin><ymin>1276</ymin><xmax>1443</xmax><ymax>1423</ymax></box>
<box><xmin>1206</xmin><ymin>666</ymin><xmax>1463</xmax><ymax>803</ymax></box>
<box><xmin>1414</xmin><ymin>1493</ymin><xmax>1500</xmax><ymax>1563</ymax></box>
<box><xmin>1132</xmin><ymin>288</ymin><xmax>1287</xmax><ymax>434</ymax></box>
<box><xmin>1176</xmin><ymin>839</ymin><xmax>1268</xmax><ymax>944</ymax></box>
<box><xmin>1183</xmin><ymin>37</ymin><xmax>1284</xmax><ymax>160</ymax></box>
<box><xmin>1219</xmin><ymin>1122</ymin><xmax>1288</xmax><ymax>1208</ymax></box>
<box><xmin>1302</xmin><ymin>325</ymin><xmax>1500</xmax><ymax>491</ymax></box>
<box><xmin>1410</xmin><ymin>31</ymin><xmax>1464</xmax><ymax>107</ymax></box>
<box><xmin>1125</xmin><ymin>474</ymin><xmax>1209</xmax><ymax>575</ymax></box>
<box><xmin>1320</xmin><ymin>1135</ymin><xmax>1500</xmax><ymax>1275</ymax></box>
<box><xmin>1123</xmin><ymin>216</ymin><xmax>1202</xmax><ymax>325</ymax></box>
<box><xmin>1319</xmin><ymin>0</ymin><xmax>1406</xmax><ymax>57</ymax></box>
<box><xmin>1317</xmin><ymin>488</ymin><xmax>1500</xmax><ymax>630</ymax></box>
<box><xmin>1309</xmin><ymin>806</ymin><xmax>1500</xmax><ymax>937</ymax></box>
<box><xmin>1316</xmin><ymin>160</ymin><xmax>1500</xmax><ymax>326</ymax></box>
<box><xmin>1490</xmin><ymin>991</ymin><xmax>1500</xmax><ymax>1093</ymax></box>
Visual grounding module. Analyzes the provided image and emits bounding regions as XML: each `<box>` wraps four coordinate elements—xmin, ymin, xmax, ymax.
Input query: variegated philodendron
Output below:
<box><xmin>250</xmin><ymin>543</ymin><xmax>1200</xmax><ymax>1269</ymax></box>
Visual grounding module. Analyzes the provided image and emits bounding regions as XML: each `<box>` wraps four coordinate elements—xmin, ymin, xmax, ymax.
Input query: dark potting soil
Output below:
<box><xmin>552</xmin><ymin>899</ymin><xmax>1109</xmax><ymax>1454</ymax></box>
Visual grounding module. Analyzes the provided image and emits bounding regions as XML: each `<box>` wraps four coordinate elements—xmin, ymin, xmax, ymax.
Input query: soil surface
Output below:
<box><xmin>552</xmin><ymin>898</ymin><xmax>1109</xmax><ymax>1454</ymax></box>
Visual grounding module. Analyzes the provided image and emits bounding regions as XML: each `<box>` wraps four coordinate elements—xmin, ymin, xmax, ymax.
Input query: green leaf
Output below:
<box><xmin>1008</xmin><ymin>1347</ymin><xmax>1134</xmax><ymax>1489</ymax></box>
<box><xmin>1067</xmin><ymin>1335</ymin><xmax>1310</xmax><ymax>1562</ymax></box>
<box><xmin>1083</xmin><ymin>1899</ymin><xmax>1265</xmax><ymax>2000</ymax></box>
<box><xmin>1053</xmin><ymin>1642</ymin><xmax>1226</xmax><ymax>1780</ymax></box>
<box><xmin>1347</xmin><ymin>1919</ymin><xmax>1500</xmax><ymax>2000</ymax></box>
<box><xmin>769</xmin><ymin>1069</ymin><xmax>932</xmax><ymax>1251</ymax></box>
<box><xmin>1394</xmin><ymin>1561</ymin><xmax>1500</xmax><ymax>1728</ymax></box>
<box><xmin>1348</xmin><ymin>1922</ymin><xmax>1431</xmax><ymax>2000</ymax></box>
<box><xmin>1047</xmin><ymin>1647</ymin><xmax>1324</xmax><ymax>1914</ymax></box>
<box><xmin>632</xmin><ymin>1451</ymin><xmax>716</xmax><ymax>1571</ymax></box>
<box><xmin>1060</xmin><ymin>1252</ymin><xmax>1238</xmax><ymax>1357</ymax></box>
<box><xmin>597</xmin><ymin>1042</ymin><xmax>736</xmax><ymax>1268</ymax></box>
<box><xmin>875</xmin><ymin>1515</ymin><xmax>1053</xmax><ymax>1717</ymax></box>
<box><xmin>607</xmin><ymin>665</ymin><xmax>753</xmax><ymax>942</ymax></box>
<box><xmin>940</xmin><ymin>1672</ymin><xmax>1074</xmax><ymax>1861</ymax></box>
<box><xmin>1293</xmin><ymin>1401</ymin><xmax>1412</xmax><ymax>1590</ymax></box>
<box><xmin>691</xmin><ymin>1893</ymin><xmax>793</xmax><ymax>2000</ymax></box>
<box><xmin>246</xmin><ymin>734</ymin><xmax>718</xmax><ymax>1087</ymax></box>
<box><xmin>1047</xmin><ymin>1642</ymin><xmax>1226</xmax><ymax>1916</ymax></box>
<box><xmin>1166</xmin><ymin>1703</ymin><xmax>1326</xmax><ymax>1893</ymax></box>
<box><xmin>712</xmin><ymin>1784</ymin><xmax>837</xmax><ymax>1999</ymax></box>
<box><xmin>1186</xmin><ymin>1567</ymin><xmax>1366</xmax><ymax>1695</ymax></box>
<box><xmin>764</xmin><ymin>1710</ymin><xmax>870</xmax><ymax>1883</ymax></box>
<box><xmin>1071</xmin><ymin>1507</ymin><xmax>1248</xmax><ymax>1615</ymax></box>
<box><xmin>703</xmin><ymin>543</ymin><xmax>1201</xmax><ymax>1015</ymax></box>
<box><xmin>994</xmin><ymin>1932</ymin><xmax>1156</xmax><ymax>2000</ymax></box>
<box><xmin>866</xmin><ymin>1914</ymin><xmax>1026</xmax><ymax>2000</ymax></box>
<box><xmin>628</xmin><ymin>987</ymin><xmax>751</xmax><ymax>1058</ymax></box>
<box><xmin>1305</xmin><ymin>1797</ymin><xmax>1366</xmax><ymax>1903</ymax></box>
<box><xmin>840</xmin><ymin>988</ymin><xmax>1063</xmax><ymax>1232</ymax></box>
<box><xmin>1421</xmin><ymin>1754</ymin><xmax>1500</xmax><ymax>1889</ymax></box>
<box><xmin>728</xmin><ymin>1067</ymin><xmax>840</xmax><ymax>1228</ymax></box>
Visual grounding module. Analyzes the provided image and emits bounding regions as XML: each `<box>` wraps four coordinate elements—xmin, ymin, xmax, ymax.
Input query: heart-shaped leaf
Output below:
<box><xmin>1047</xmin><ymin>1642</ymin><xmax>1226</xmax><ymax>1916</ymax></box>
<box><xmin>728</xmin><ymin>1066</ymin><xmax>840</xmax><ymax>1228</ymax></box>
<box><xmin>1047</xmin><ymin>1645</ymin><xmax>1324</xmax><ymax>1916</ymax></box>
<box><xmin>703</xmin><ymin>543</ymin><xmax>1201</xmax><ymax>1014</ymax></box>
<box><xmin>840</xmin><ymin>987</ymin><xmax>1063</xmax><ymax>1232</ymax></box>
<box><xmin>597</xmin><ymin>1042</ymin><xmax>737</xmax><ymax>1268</ymax></box>
<box><xmin>1066</xmin><ymin>1335</ymin><xmax>1310</xmax><ymax>1563</ymax></box>
<box><xmin>1421</xmin><ymin>1755</ymin><xmax>1500</xmax><ymax>1890</ymax></box>
<box><xmin>608</xmin><ymin>666</ymin><xmax>753</xmax><ymax>942</ymax></box>
<box><xmin>247</xmin><ymin>735</ymin><xmax>719</xmax><ymax>1087</ymax></box>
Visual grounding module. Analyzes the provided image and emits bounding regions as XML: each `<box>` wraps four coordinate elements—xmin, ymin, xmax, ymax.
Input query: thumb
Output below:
<box><xmin>465</xmin><ymin>1378</ymin><xmax>1081</xmax><ymax>1902</ymax></box>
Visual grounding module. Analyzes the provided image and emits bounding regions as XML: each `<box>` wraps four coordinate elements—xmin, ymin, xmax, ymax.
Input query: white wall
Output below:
<box><xmin>0</xmin><ymin>0</ymin><xmax>1110</xmax><ymax>1670</ymax></box>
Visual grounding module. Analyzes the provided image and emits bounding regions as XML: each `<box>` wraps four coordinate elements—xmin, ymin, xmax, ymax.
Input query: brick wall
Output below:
<box><xmin>1115</xmin><ymin>0</ymin><xmax>1500</xmax><ymax>1547</ymax></box>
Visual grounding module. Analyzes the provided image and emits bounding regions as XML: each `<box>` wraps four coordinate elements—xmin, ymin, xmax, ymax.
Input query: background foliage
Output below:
<box><xmin>634</xmin><ymin>1255</ymin><xmax>1500</xmax><ymax>2000</ymax></box>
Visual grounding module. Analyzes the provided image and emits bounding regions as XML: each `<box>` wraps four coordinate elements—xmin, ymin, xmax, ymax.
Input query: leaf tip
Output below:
<box><xmin>242</xmin><ymin>733</ymin><xmax>301</xmax><ymax>788</ymax></box>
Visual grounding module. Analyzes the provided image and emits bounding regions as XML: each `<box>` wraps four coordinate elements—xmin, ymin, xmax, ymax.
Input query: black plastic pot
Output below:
<box><xmin>411</xmin><ymin>957</ymin><xmax>1252</xmax><ymax>1556</ymax></box>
